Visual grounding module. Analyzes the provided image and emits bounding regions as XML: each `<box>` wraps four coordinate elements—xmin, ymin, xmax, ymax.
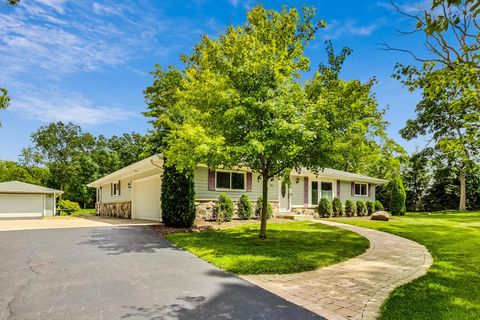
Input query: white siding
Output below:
<box><xmin>194</xmin><ymin>167</ymin><xmax>278</xmax><ymax>201</ymax></box>
<box><xmin>290</xmin><ymin>176</ymin><xmax>305</xmax><ymax>207</ymax></box>
<box><xmin>339</xmin><ymin>180</ymin><xmax>376</xmax><ymax>203</ymax></box>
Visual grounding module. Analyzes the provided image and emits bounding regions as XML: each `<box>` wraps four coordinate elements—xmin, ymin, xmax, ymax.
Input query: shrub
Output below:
<box><xmin>237</xmin><ymin>194</ymin><xmax>253</xmax><ymax>220</ymax></box>
<box><xmin>213</xmin><ymin>193</ymin><xmax>234</xmax><ymax>222</ymax></box>
<box><xmin>57</xmin><ymin>199</ymin><xmax>81</xmax><ymax>215</ymax></box>
<box><xmin>365</xmin><ymin>200</ymin><xmax>374</xmax><ymax>215</ymax></box>
<box><xmin>255</xmin><ymin>195</ymin><xmax>273</xmax><ymax>220</ymax></box>
<box><xmin>318</xmin><ymin>198</ymin><xmax>333</xmax><ymax>217</ymax></box>
<box><xmin>356</xmin><ymin>200</ymin><xmax>367</xmax><ymax>216</ymax></box>
<box><xmin>345</xmin><ymin>199</ymin><xmax>356</xmax><ymax>217</ymax></box>
<box><xmin>161</xmin><ymin>165</ymin><xmax>196</xmax><ymax>228</ymax></box>
<box><xmin>374</xmin><ymin>200</ymin><xmax>384</xmax><ymax>211</ymax></box>
<box><xmin>332</xmin><ymin>197</ymin><xmax>343</xmax><ymax>217</ymax></box>
<box><xmin>390</xmin><ymin>175</ymin><xmax>406</xmax><ymax>216</ymax></box>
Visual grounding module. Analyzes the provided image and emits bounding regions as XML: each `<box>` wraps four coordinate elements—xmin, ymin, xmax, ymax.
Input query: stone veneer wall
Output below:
<box><xmin>291</xmin><ymin>207</ymin><xmax>317</xmax><ymax>215</ymax></box>
<box><xmin>195</xmin><ymin>200</ymin><xmax>279</xmax><ymax>221</ymax></box>
<box><xmin>97</xmin><ymin>202</ymin><xmax>131</xmax><ymax>219</ymax></box>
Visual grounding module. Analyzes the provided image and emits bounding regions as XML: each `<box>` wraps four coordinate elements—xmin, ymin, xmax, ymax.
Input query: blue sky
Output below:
<box><xmin>0</xmin><ymin>0</ymin><xmax>430</xmax><ymax>161</ymax></box>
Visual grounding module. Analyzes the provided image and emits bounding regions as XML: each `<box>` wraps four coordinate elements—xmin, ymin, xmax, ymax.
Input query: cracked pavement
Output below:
<box><xmin>0</xmin><ymin>225</ymin><xmax>323</xmax><ymax>320</ymax></box>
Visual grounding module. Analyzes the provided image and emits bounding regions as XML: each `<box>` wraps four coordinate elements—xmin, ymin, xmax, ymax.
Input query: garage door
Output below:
<box><xmin>132</xmin><ymin>176</ymin><xmax>161</xmax><ymax>221</ymax></box>
<box><xmin>0</xmin><ymin>194</ymin><xmax>44</xmax><ymax>218</ymax></box>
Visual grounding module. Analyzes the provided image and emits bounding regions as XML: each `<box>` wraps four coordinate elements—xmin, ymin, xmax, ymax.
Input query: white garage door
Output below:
<box><xmin>0</xmin><ymin>194</ymin><xmax>44</xmax><ymax>218</ymax></box>
<box><xmin>132</xmin><ymin>176</ymin><xmax>161</xmax><ymax>221</ymax></box>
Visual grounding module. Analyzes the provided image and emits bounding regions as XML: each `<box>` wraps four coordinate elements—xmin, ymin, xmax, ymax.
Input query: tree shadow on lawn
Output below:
<box><xmin>166</xmin><ymin>222</ymin><xmax>369</xmax><ymax>274</ymax></box>
<box><xmin>77</xmin><ymin>226</ymin><xmax>182</xmax><ymax>255</ymax></box>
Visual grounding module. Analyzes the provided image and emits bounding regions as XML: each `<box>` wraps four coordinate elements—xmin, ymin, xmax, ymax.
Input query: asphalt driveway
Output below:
<box><xmin>0</xmin><ymin>225</ymin><xmax>322</xmax><ymax>320</ymax></box>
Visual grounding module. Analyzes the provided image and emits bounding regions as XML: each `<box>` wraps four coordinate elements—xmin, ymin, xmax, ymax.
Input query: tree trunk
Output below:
<box><xmin>459</xmin><ymin>167</ymin><xmax>466</xmax><ymax>211</ymax></box>
<box><xmin>259</xmin><ymin>174</ymin><xmax>269</xmax><ymax>239</ymax></box>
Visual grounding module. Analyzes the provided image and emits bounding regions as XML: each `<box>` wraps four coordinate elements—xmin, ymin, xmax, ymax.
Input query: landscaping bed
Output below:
<box><xmin>335</xmin><ymin>211</ymin><xmax>480</xmax><ymax>320</ymax></box>
<box><xmin>165</xmin><ymin>221</ymin><xmax>369</xmax><ymax>275</ymax></box>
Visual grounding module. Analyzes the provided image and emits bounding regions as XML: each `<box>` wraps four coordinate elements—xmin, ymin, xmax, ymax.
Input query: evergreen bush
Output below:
<box><xmin>255</xmin><ymin>195</ymin><xmax>273</xmax><ymax>220</ymax></box>
<box><xmin>345</xmin><ymin>199</ymin><xmax>356</xmax><ymax>217</ymax></box>
<box><xmin>332</xmin><ymin>197</ymin><xmax>343</xmax><ymax>217</ymax></box>
<box><xmin>390</xmin><ymin>175</ymin><xmax>406</xmax><ymax>216</ymax></box>
<box><xmin>57</xmin><ymin>199</ymin><xmax>81</xmax><ymax>215</ymax></box>
<box><xmin>356</xmin><ymin>200</ymin><xmax>367</xmax><ymax>216</ymax></box>
<box><xmin>237</xmin><ymin>194</ymin><xmax>253</xmax><ymax>220</ymax></box>
<box><xmin>365</xmin><ymin>200</ymin><xmax>374</xmax><ymax>215</ymax></box>
<box><xmin>318</xmin><ymin>198</ymin><xmax>333</xmax><ymax>217</ymax></box>
<box><xmin>374</xmin><ymin>200</ymin><xmax>384</xmax><ymax>211</ymax></box>
<box><xmin>213</xmin><ymin>193</ymin><xmax>234</xmax><ymax>222</ymax></box>
<box><xmin>161</xmin><ymin>165</ymin><xmax>196</xmax><ymax>227</ymax></box>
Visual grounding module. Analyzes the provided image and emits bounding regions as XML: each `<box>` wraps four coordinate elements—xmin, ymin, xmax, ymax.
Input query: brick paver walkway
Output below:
<box><xmin>242</xmin><ymin>220</ymin><xmax>433</xmax><ymax>320</ymax></box>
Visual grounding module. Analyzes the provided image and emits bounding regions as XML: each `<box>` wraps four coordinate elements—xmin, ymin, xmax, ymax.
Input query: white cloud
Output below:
<box><xmin>322</xmin><ymin>20</ymin><xmax>380</xmax><ymax>39</ymax></box>
<box><xmin>11</xmin><ymin>88</ymin><xmax>136</xmax><ymax>125</ymax></box>
<box><xmin>377</xmin><ymin>1</ymin><xmax>430</xmax><ymax>14</ymax></box>
<box><xmin>229</xmin><ymin>0</ymin><xmax>240</xmax><ymax>7</ymax></box>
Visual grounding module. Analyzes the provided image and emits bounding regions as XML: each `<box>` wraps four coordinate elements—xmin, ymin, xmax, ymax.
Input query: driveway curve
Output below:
<box><xmin>242</xmin><ymin>220</ymin><xmax>433</xmax><ymax>320</ymax></box>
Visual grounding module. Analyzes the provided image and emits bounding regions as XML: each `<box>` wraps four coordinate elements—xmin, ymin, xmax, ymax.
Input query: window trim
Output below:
<box><xmin>215</xmin><ymin>170</ymin><xmax>246</xmax><ymax>191</ymax></box>
<box><xmin>112</xmin><ymin>180</ymin><xmax>121</xmax><ymax>197</ymax></box>
<box><xmin>354</xmin><ymin>182</ymin><xmax>368</xmax><ymax>196</ymax></box>
<box><xmin>309</xmin><ymin>179</ymin><xmax>335</xmax><ymax>206</ymax></box>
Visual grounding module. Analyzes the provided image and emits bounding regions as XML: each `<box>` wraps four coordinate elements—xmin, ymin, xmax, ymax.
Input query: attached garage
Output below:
<box><xmin>132</xmin><ymin>175</ymin><xmax>162</xmax><ymax>221</ymax></box>
<box><xmin>0</xmin><ymin>181</ymin><xmax>63</xmax><ymax>218</ymax></box>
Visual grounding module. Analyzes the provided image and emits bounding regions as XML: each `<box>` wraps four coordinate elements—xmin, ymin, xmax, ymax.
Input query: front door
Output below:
<box><xmin>279</xmin><ymin>181</ymin><xmax>290</xmax><ymax>212</ymax></box>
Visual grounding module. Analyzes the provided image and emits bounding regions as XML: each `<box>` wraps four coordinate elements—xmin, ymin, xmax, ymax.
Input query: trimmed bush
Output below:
<box><xmin>57</xmin><ymin>199</ymin><xmax>81</xmax><ymax>215</ymax></box>
<box><xmin>332</xmin><ymin>197</ymin><xmax>343</xmax><ymax>217</ymax></box>
<box><xmin>366</xmin><ymin>200</ymin><xmax>374</xmax><ymax>216</ymax></box>
<box><xmin>390</xmin><ymin>175</ymin><xmax>406</xmax><ymax>216</ymax></box>
<box><xmin>356</xmin><ymin>200</ymin><xmax>367</xmax><ymax>216</ymax></box>
<box><xmin>237</xmin><ymin>194</ymin><xmax>253</xmax><ymax>220</ymax></box>
<box><xmin>161</xmin><ymin>165</ymin><xmax>196</xmax><ymax>228</ymax></box>
<box><xmin>345</xmin><ymin>199</ymin><xmax>356</xmax><ymax>217</ymax></box>
<box><xmin>255</xmin><ymin>195</ymin><xmax>273</xmax><ymax>220</ymax></box>
<box><xmin>318</xmin><ymin>198</ymin><xmax>333</xmax><ymax>218</ymax></box>
<box><xmin>213</xmin><ymin>193</ymin><xmax>234</xmax><ymax>222</ymax></box>
<box><xmin>374</xmin><ymin>200</ymin><xmax>384</xmax><ymax>211</ymax></box>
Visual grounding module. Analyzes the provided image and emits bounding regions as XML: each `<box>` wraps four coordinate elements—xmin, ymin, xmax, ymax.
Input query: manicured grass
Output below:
<box><xmin>335</xmin><ymin>211</ymin><xmax>480</xmax><ymax>320</ymax></box>
<box><xmin>165</xmin><ymin>221</ymin><xmax>369</xmax><ymax>275</ymax></box>
<box><xmin>73</xmin><ymin>208</ymin><xmax>96</xmax><ymax>215</ymax></box>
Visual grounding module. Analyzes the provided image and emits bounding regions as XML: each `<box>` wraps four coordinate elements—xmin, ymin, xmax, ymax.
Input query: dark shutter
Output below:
<box><xmin>336</xmin><ymin>180</ymin><xmax>341</xmax><ymax>197</ymax></box>
<box><xmin>368</xmin><ymin>184</ymin><xmax>371</xmax><ymax>197</ymax></box>
<box><xmin>111</xmin><ymin>183</ymin><xmax>113</xmax><ymax>196</ymax></box>
<box><xmin>208</xmin><ymin>169</ymin><xmax>216</xmax><ymax>191</ymax></box>
<box><xmin>304</xmin><ymin>177</ymin><xmax>309</xmax><ymax>206</ymax></box>
<box><xmin>246</xmin><ymin>172</ymin><xmax>252</xmax><ymax>192</ymax></box>
<box><xmin>351</xmin><ymin>182</ymin><xmax>355</xmax><ymax>196</ymax></box>
<box><xmin>118</xmin><ymin>180</ymin><xmax>121</xmax><ymax>196</ymax></box>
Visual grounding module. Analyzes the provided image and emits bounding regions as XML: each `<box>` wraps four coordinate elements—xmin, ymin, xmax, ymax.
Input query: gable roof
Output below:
<box><xmin>0</xmin><ymin>181</ymin><xmax>63</xmax><ymax>194</ymax></box>
<box><xmin>295</xmin><ymin>168</ymin><xmax>388</xmax><ymax>184</ymax></box>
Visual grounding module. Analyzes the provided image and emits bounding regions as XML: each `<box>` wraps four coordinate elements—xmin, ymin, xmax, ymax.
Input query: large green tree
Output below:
<box><xmin>402</xmin><ymin>150</ymin><xmax>432</xmax><ymax>211</ymax></box>
<box><xmin>387</xmin><ymin>0</ymin><xmax>480</xmax><ymax>210</ymax></box>
<box><xmin>306</xmin><ymin>42</ymin><xmax>405</xmax><ymax>180</ymax></box>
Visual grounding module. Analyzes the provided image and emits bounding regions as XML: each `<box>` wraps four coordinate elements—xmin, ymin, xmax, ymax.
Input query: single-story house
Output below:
<box><xmin>87</xmin><ymin>154</ymin><xmax>388</xmax><ymax>221</ymax></box>
<box><xmin>0</xmin><ymin>181</ymin><xmax>63</xmax><ymax>218</ymax></box>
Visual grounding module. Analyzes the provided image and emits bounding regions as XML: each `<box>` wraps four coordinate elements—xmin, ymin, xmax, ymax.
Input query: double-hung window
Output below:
<box><xmin>354</xmin><ymin>183</ymin><xmax>367</xmax><ymax>196</ymax></box>
<box><xmin>216</xmin><ymin>171</ymin><xmax>245</xmax><ymax>190</ymax></box>
<box><xmin>112</xmin><ymin>181</ymin><xmax>121</xmax><ymax>196</ymax></box>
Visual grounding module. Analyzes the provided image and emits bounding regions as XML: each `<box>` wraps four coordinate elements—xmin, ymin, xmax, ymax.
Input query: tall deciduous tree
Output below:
<box><xmin>161</xmin><ymin>5</ymin><xmax>331</xmax><ymax>238</ymax></box>
<box><xmin>402</xmin><ymin>149</ymin><xmax>432</xmax><ymax>211</ymax></box>
<box><xmin>386</xmin><ymin>0</ymin><xmax>480</xmax><ymax>210</ymax></box>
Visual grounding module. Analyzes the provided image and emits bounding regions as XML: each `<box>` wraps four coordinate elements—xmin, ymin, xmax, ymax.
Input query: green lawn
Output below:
<box><xmin>335</xmin><ymin>211</ymin><xmax>480</xmax><ymax>320</ymax></box>
<box><xmin>166</xmin><ymin>221</ymin><xmax>369</xmax><ymax>275</ymax></box>
<box><xmin>73</xmin><ymin>208</ymin><xmax>96</xmax><ymax>215</ymax></box>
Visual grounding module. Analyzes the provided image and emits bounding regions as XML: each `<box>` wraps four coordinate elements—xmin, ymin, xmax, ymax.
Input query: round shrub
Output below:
<box><xmin>356</xmin><ymin>200</ymin><xmax>367</xmax><ymax>216</ymax></box>
<box><xmin>345</xmin><ymin>199</ymin><xmax>356</xmax><ymax>217</ymax></box>
<box><xmin>390</xmin><ymin>175</ymin><xmax>406</xmax><ymax>216</ymax></box>
<box><xmin>374</xmin><ymin>200</ymin><xmax>384</xmax><ymax>211</ymax></box>
<box><xmin>318</xmin><ymin>198</ymin><xmax>333</xmax><ymax>218</ymax></box>
<box><xmin>161</xmin><ymin>165</ymin><xmax>196</xmax><ymax>228</ymax></box>
<box><xmin>237</xmin><ymin>194</ymin><xmax>253</xmax><ymax>220</ymax></box>
<box><xmin>332</xmin><ymin>197</ymin><xmax>343</xmax><ymax>217</ymax></box>
<box><xmin>213</xmin><ymin>193</ymin><xmax>234</xmax><ymax>222</ymax></box>
<box><xmin>365</xmin><ymin>200</ymin><xmax>374</xmax><ymax>216</ymax></box>
<box><xmin>57</xmin><ymin>199</ymin><xmax>81</xmax><ymax>215</ymax></box>
<box><xmin>255</xmin><ymin>195</ymin><xmax>273</xmax><ymax>220</ymax></box>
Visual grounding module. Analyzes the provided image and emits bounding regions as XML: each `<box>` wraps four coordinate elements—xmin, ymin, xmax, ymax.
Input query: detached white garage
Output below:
<box><xmin>0</xmin><ymin>181</ymin><xmax>63</xmax><ymax>218</ymax></box>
